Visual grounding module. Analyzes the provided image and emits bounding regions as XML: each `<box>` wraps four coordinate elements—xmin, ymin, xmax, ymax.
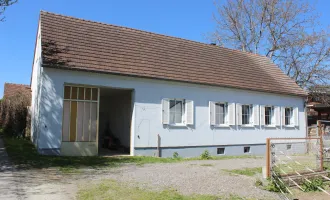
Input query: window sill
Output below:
<box><xmin>241</xmin><ymin>124</ymin><xmax>255</xmax><ymax>128</ymax></box>
<box><xmin>264</xmin><ymin>125</ymin><xmax>277</xmax><ymax>128</ymax></box>
<box><xmin>168</xmin><ymin>123</ymin><xmax>187</xmax><ymax>127</ymax></box>
<box><xmin>213</xmin><ymin>124</ymin><xmax>231</xmax><ymax>127</ymax></box>
<box><xmin>284</xmin><ymin>125</ymin><xmax>295</xmax><ymax>128</ymax></box>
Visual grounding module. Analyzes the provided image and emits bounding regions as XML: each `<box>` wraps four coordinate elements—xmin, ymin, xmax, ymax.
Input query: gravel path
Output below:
<box><xmin>86</xmin><ymin>158</ymin><xmax>280</xmax><ymax>200</ymax></box>
<box><xmin>1</xmin><ymin>155</ymin><xmax>281</xmax><ymax>199</ymax></box>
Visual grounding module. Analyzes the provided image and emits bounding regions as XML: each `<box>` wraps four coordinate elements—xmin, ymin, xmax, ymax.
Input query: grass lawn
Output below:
<box><xmin>224</xmin><ymin>167</ymin><xmax>262</xmax><ymax>177</ymax></box>
<box><xmin>0</xmin><ymin>129</ymin><xmax>260</xmax><ymax>171</ymax></box>
<box><xmin>77</xmin><ymin>179</ymin><xmax>255</xmax><ymax>200</ymax></box>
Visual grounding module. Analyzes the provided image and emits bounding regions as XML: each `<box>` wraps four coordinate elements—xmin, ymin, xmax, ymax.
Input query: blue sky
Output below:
<box><xmin>0</xmin><ymin>0</ymin><xmax>329</xmax><ymax>98</ymax></box>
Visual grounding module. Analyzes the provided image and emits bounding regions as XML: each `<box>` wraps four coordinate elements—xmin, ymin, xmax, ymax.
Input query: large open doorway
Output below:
<box><xmin>98</xmin><ymin>87</ymin><xmax>133</xmax><ymax>156</ymax></box>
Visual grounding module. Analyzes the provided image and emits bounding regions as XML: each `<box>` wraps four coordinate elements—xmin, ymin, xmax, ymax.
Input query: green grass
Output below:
<box><xmin>224</xmin><ymin>167</ymin><xmax>262</xmax><ymax>177</ymax></box>
<box><xmin>77</xmin><ymin>179</ymin><xmax>254</xmax><ymax>200</ymax></box>
<box><xmin>0</xmin><ymin>129</ymin><xmax>261</xmax><ymax>171</ymax></box>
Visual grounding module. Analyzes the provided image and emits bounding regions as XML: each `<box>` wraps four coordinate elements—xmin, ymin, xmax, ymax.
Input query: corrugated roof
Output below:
<box><xmin>39</xmin><ymin>11</ymin><xmax>307</xmax><ymax>96</ymax></box>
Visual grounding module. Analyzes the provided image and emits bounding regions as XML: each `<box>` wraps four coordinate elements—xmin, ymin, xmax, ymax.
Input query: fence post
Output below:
<box><xmin>266</xmin><ymin>138</ymin><xmax>271</xmax><ymax>178</ymax></box>
<box><xmin>317</xmin><ymin>120</ymin><xmax>322</xmax><ymax>136</ymax></box>
<box><xmin>320</xmin><ymin>136</ymin><xmax>324</xmax><ymax>171</ymax></box>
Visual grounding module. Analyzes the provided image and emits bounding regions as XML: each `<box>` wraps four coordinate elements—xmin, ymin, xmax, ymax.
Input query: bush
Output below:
<box><xmin>0</xmin><ymin>92</ymin><xmax>31</xmax><ymax>138</ymax></box>
<box><xmin>302</xmin><ymin>178</ymin><xmax>324</xmax><ymax>192</ymax></box>
<box><xmin>200</xmin><ymin>150</ymin><xmax>212</xmax><ymax>160</ymax></box>
<box><xmin>173</xmin><ymin>152</ymin><xmax>180</xmax><ymax>159</ymax></box>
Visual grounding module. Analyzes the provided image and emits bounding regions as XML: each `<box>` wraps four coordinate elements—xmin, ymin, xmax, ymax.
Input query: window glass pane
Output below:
<box><xmin>285</xmin><ymin>108</ymin><xmax>291</xmax><ymax>125</ymax></box>
<box><xmin>64</xmin><ymin>86</ymin><xmax>71</xmax><ymax>99</ymax></box>
<box><xmin>83</xmin><ymin>102</ymin><xmax>91</xmax><ymax>142</ymax></box>
<box><xmin>265</xmin><ymin>107</ymin><xmax>272</xmax><ymax>125</ymax></box>
<box><xmin>71</xmin><ymin>87</ymin><xmax>78</xmax><ymax>99</ymax></box>
<box><xmin>85</xmin><ymin>88</ymin><xmax>91</xmax><ymax>100</ymax></box>
<box><xmin>175</xmin><ymin>113</ymin><xmax>182</xmax><ymax>123</ymax></box>
<box><xmin>90</xmin><ymin>102</ymin><xmax>98</xmax><ymax>142</ymax></box>
<box><xmin>242</xmin><ymin>105</ymin><xmax>250</xmax><ymax>125</ymax></box>
<box><xmin>76</xmin><ymin>102</ymin><xmax>84</xmax><ymax>141</ymax></box>
<box><xmin>175</xmin><ymin>101</ymin><xmax>182</xmax><ymax>113</ymax></box>
<box><xmin>62</xmin><ymin>100</ymin><xmax>70</xmax><ymax>141</ymax></box>
<box><xmin>219</xmin><ymin>113</ymin><xmax>224</xmax><ymax>124</ymax></box>
<box><xmin>215</xmin><ymin>103</ymin><xmax>220</xmax><ymax>113</ymax></box>
<box><xmin>215</xmin><ymin>113</ymin><xmax>220</xmax><ymax>125</ymax></box>
<box><xmin>78</xmin><ymin>88</ymin><xmax>85</xmax><ymax>100</ymax></box>
<box><xmin>92</xmin><ymin>88</ymin><xmax>98</xmax><ymax>101</ymax></box>
<box><xmin>70</xmin><ymin>101</ymin><xmax>77</xmax><ymax>142</ymax></box>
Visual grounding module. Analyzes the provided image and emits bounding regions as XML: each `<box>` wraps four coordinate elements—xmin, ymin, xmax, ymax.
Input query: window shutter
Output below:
<box><xmin>253</xmin><ymin>104</ymin><xmax>259</xmax><ymax>125</ymax></box>
<box><xmin>185</xmin><ymin>100</ymin><xmax>194</xmax><ymax>125</ymax></box>
<box><xmin>293</xmin><ymin>107</ymin><xmax>299</xmax><ymax>126</ymax></box>
<box><xmin>209</xmin><ymin>101</ymin><xmax>216</xmax><ymax>125</ymax></box>
<box><xmin>260</xmin><ymin>105</ymin><xmax>265</xmax><ymax>126</ymax></box>
<box><xmin>275</xmin><ymin>106</ymin><xmax>281</xmax><ymax>126</ymax></box>
<box><xmin>236</xmin><ymin>103</ymin><xmax>242</xmax><ymax>125</ymax></box>
<box><xmin>228</xmin><ymin>103</ymin><xmax>235</xmax><ymax>125</ymax></box>
<box><xmin>162</xmin><ymin>99</ymin><xmax>170</xmax><ymax>124</ymax></box>
<box><xmin>282</xmin><ymin>107</ymin><xmax>286</xmax><ymax>126</ymax></box>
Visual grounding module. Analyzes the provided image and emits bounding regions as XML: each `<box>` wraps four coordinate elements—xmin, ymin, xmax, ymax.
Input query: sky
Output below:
<box><xmin>0</xmin><ymin>0</ymin><xmax>329</xmax><ymax>98</ymax></box>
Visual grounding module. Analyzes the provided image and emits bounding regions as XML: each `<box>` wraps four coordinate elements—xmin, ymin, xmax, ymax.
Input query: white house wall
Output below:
<box><xmin>30</xmin><ymin>22</ymin><xmax>42</xmax><ymax>147</ymax></box>
<box><xmin>37</xmin><ymin>67</ymin><xmax>306</xmax><ymax>157</ymax></box>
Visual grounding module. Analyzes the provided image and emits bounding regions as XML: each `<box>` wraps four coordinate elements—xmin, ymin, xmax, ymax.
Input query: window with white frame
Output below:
<box><xmin>242</xmin><ymin>104</ymin><xmax>252</xmax><ymax>125</ymax></box>
<box><xmin>162</xmin><ymin>99</ymin><xmax>194</xmax><ymax>125</ymax></box>
<box><xmin>169</xmin><ymin>99</ymin><xmax>185</xmax><ymax>124</ymax></box>
<box><xmin>265</xmin><ymin>106</ymin><xmax>274</xmax><ymax>125</ymax></box>
<box><xmin>285</xmin><ymin>107</ymin><xmax>293</xmax><ymax>125</ymax></box>
<box><xmin>214</xmin><ymin>102</ymin><xmax>227</xmax><ymax>125</ymax></box>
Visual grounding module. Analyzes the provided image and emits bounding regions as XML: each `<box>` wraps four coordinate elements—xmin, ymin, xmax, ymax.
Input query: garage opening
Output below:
<box><xmin>98</xmin><ymin>87</ymin><xmax>133</xmax><ymax>156</ymax></box>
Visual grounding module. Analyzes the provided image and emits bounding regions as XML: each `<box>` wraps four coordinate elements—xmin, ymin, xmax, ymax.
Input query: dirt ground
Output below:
<box><xmin>1</xmin><ymin>156</ymin><xmax>329</xmax><ymax>200</ymax></box>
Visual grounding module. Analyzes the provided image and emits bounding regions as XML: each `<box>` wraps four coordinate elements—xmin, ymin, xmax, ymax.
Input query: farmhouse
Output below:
<box><xmin>30</xmin><ymin>11</ymin><xmax>307</xmax><ymax>157</ymax></box>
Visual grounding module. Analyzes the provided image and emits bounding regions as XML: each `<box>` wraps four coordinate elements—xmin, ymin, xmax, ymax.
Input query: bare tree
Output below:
<box><xmin>0</xmin><ymin>0</ymin><xmax>17</xmax><ymax>22</ymax></box>
<box><xmin>212</xmin><ymin>0</ymin><xmax>330</xmax><ymax>100</ymax></box>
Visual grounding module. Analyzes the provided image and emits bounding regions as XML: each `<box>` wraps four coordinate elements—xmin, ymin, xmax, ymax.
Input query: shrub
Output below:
<box><xmin>255</xmin><ymin>179</ymin><xmax>263</xmax><ymax>187</ymax></box>
<box><xmin>200</xmin><ymin>150</ymin><xmax>212</xmax><ymax>160</ymax></box>
<box><xmin>173</xmin><ymin>152</ymin><xmax>180</xmax><ymax>159</ymax></box>
<box><xmin>302</xmin><ymin>178</ymin><xmax>324</xmax><ymax>192</ymax></box>
<box><xmin>0</xmin><ymin>91</ymin><xmax>31</xmax><ymax>138</ymax></box>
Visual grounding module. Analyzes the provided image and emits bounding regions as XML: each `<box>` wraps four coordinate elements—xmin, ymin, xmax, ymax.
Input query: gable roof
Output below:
<box><xmin>39</xmin><ymin>11</ymin><xmax>307</xmax><ymax>97</ymax></box>
<box><xmin>3</xmin><ymin>83</ymin><xmax>31</xmax><ymax>98</ymax></box>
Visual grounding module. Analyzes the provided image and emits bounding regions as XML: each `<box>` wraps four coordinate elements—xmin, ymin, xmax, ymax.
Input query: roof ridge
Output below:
<box><xmin>39</xmin><ymin>11</ymin><xmax>269</xmax><ymax>60</ymax></box>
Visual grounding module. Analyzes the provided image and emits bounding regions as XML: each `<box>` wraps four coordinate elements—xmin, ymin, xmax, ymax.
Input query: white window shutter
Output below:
<box><xmin>162</xmin><ymin>99</ymin><xmax>170</xmax><ymax>124</ymax></box>
<box><xmin>282</xmin><ymin>107</ymin><xmax>286</xmax><ymax>126</ymax></box>
<box><xmin>228</xmin><ymin>103</ymin><xmax>235</xmax><ymax>125</ymax></box>
<box><xmin>260</xmin><ymin>105</ymin><xmax>265</xmax><ymax>126</ymax></box>
<box><xmin>185</xmin><ymin>100</ymin><xmax>194</xmax><ymax>125</ymax></box>
<box><xmin>253</xmin><ymin>104</ymin><xmax>259</xmax><ymax>125</ymax></box>
<box><xmin>236</xmin><ymin>103</ymin><xmax>242</xmax><ymax>125</ymax></box>
<box><xmin>275</xmin><ymin>106</ymin><xmax>281</xmax><ymax>126</ymax></box>
<box><xmin>293</xmin><ymin>107</ymin><xmax>299</xmax><ymax>126</ymax></box>
<box><xmin>209</xmin><ymin>101</ymin><xmax>216</xmax><ymax>125</ymax></box>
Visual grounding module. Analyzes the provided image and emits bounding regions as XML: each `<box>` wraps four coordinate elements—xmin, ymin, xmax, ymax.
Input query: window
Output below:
<box><xmin>62</xmin><ymin>86</ymin><xmax>99</xmax><ymax>142</ymax></box>
<box><xmin>215</xmin><ymin>103</ymin><xmax>227</xmax><ymax>125</ymax></box>
<box><xmin>162</xmin><ymin>99</ymin><xmax>194</xmax><ymax>125</ymax></box>
<box><xmin>169</xmin><ymin>99</ymin><xmax>185</xmax><ymax>124</ymax></box>
<box><xmin>217</xmin><ymin>148</ymin><xmax>225</xmax><ymax>155</ymax></box>
<box><xmin>286</xmin><ymin>144</ymin><xmax>292</xmax><ymax>150</ymax></box>
<box><xmin>265</xmin><ymin>106</ymin><xmax>274</xmax><ymax>125</ymax></box>
<box><xmin>242</xmin><ymin>105</ymin><xmax>252</xmax><ymax>125</ymax></box>
<box><xmin>285</xmin><ymin>107</ymin><xmax>293</xmax><ymax>125</ymax></box>
<box><xmin>244</xmin><ymin>146</ymin><xmax>251</xmax><ymax>153</ymax></box>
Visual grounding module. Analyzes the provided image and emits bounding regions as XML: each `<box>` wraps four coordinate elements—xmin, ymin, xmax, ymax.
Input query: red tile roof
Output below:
<box><xmin>40</xmin><ymin>11</ymin><xmax>307</xmax><ymax>96</ymax></box>
<box><xmin>3</xmin><ymin>83</ymin><xmax>31</xmax><ymax>98</ymax></box>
